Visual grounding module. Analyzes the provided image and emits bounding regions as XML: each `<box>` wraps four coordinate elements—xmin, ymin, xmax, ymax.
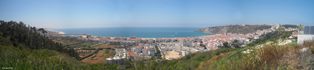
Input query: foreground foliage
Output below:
<box><xmin>0</xmin><ymin>20</ymin><xmax>79</xmax><ymax>59</ymax></box>
<box><xmin>1</xmin><ymin>20</ymin><xmax>312</xmax><ymax>70</ymax></box>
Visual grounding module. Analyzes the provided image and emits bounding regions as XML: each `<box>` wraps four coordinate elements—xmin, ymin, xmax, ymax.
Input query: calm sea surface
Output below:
<box><xmin>58</xmin><ymin>27</ymin><xmax>207</xmax><ymax>38</ymax></box>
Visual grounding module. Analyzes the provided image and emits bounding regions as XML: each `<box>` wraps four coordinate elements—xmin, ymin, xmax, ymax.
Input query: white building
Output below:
<box><xmin>298</xmin><ymin>35</ymin><xmax>314</xmax><ymax>45</ymax></box>
<box><xmin>297</xmin><ymin>26</ymin><xmax>314</xmax><ymax>45</ymax></box>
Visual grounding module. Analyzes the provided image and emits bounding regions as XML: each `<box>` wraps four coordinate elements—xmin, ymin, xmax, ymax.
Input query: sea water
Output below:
<box><xmin>59</xmin><ymin>27</ymin><xmax>207</xmax><ymax>38</ymax></box>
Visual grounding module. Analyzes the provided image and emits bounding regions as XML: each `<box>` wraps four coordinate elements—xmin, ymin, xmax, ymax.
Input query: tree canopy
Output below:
<box><xmin>0</xmin><ymin>20</ymin><xmax>79</xmax><ymax>59</ymax></box>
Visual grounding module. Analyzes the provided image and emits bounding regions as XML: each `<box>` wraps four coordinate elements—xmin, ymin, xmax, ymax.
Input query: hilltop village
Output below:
<box><xmin>48</xmin><ymin>24</ymin><xmax>299</xmax><ymax>64</ymax></box>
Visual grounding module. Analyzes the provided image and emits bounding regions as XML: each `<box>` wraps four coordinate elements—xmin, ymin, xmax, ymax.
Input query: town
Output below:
<box><xmin>48</xmin><ymin>24</ymin><xmax>300</xmax><ymax>64</ymax></box>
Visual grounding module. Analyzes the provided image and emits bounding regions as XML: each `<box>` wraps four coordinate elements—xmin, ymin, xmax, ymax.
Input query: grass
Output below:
<box><xmin>2</xmin><ymin>30</ymin><xmax>310</xmax><ymax>70</ymax></box>
<box><xmin>0</xmin><ymin>44</ymin><xmax>121</xmax><ymax>70</ymax></box>
<box><xmin>1</xmin><ymin>42</ymin><xmax>225</xmax><ymax>70</ymax></box>
<box><xmin>303</xmin><ymin>41</ymin><xmax>314</xmax><ymax>53</ymax></box>
<box><xmin>197</xmin><ymin>44</ymin><xmax>302</xmax><ymax>70</ymax></box>
<box><xmin>121</xmin><ymin>48</ymin><xmax>235</xmax><ymax>70</ymax></box>
<box><xmin>1</xmin><ymin>40</ymin><xmax>307</xmax><ymax>70</ymax></box>
<box><xmin>200</xmin><ymin>38</ymin><xmax>312</xmax><ymax>70</ymax></box>
<box><xmin>196</xmin><ymin>30</ymin><xmax>304</xmax><ymax>70</ymax></box>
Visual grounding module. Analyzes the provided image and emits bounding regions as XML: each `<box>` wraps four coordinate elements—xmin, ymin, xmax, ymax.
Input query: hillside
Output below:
<box><xmin>0</xmin><ymin>20</ymin><xmax>79</xmax><ymax>59</ymax></box>
<box><xmin>0</xmin><ymin>20</ymin><xmax>82</xmax><ymax>69</ymax></box>
<box><xmin>197</xmin><ymin>31</ymin><xmax>314</xmax><ymax>70</ymax></box>
<box><xmin>1</xmin><ymin>20</ymin><xmax>313</xmax><ymax>70</ymax></box>
<box><xmin>200</xmin><ymin>25</ymin><xmax>272</xmax><ymax>34</ymax></box>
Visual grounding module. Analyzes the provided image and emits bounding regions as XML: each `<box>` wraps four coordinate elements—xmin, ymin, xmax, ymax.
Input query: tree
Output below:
<box><xmin>0</xmin><ymin>20</ymin><xmax>80</xmax><ymax>59</ymax></box>
<box><xmin>231</xmin><ymin>40</ymin><xmax>242</xmax><ymax>48</ymax></box>
<box><xmin>219</xmin><ymin>42</ymin><xmax>230</xmax><ymax>48</ymax></box>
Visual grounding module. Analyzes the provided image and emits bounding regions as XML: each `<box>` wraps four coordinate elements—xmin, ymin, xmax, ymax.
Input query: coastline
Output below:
<box><xmin>47</xmin><ymin>24</ymin><xmax>300</xmax><ymax>62</ymax></box>
<box><xmin>56</xmin><ymin>27</ymin><xmax>207</xmax><ymax>38</ymax></box>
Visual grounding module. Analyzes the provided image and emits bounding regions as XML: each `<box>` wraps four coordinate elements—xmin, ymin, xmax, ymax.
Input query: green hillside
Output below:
<box><xmin>1</xmin><ymin>20</ymin><xmax>313</xmax><ymax>70</ymax></box>
<box><xmin>0</xmin><ymin>20</ymin><xmax>119</xmax><ymax>70</ymax></box>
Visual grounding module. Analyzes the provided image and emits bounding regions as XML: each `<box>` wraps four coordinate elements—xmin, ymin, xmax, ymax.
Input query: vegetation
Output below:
<box><xmin>0</xmin><ymin>20</ymin><xmax>80</xmax><ymax>59</ymax></box>
<box><xmin>218</xmin><ymin>40</ymin><xmax>244</xmax><ymax>48</ymax></box>
<box><xmin>200</xmin><ymin>25</ymin><xmax>272</xmax><ymax>34</ymax></box>
<box><xmin>282</xmin><ymin>24</ymin><xmax>299</xmax><ymax>29</ymax></box>
<box><xmin>247</xmin><ymin>30</ymin><xmax>292</xmax><ymax>46</ymax></box>
<box><xmin>197</xmin><ymin>30</ymin><xmax>314</xmax><ymax>70</ymax></box>
<box><xmin>111</xmin><ymin>48</ymin><xmax>234</xmax><ymax>70</ymax></box>
<box><xmin>1</xmin><ymin>20</ymin><xmax>312</xmax><ymax>70</ymax></box>
<box><xmin>303</xmin><ymin>41</ymin><xmax>314</xmax><ymax>53</ymax></box>
<box><xmin>52</xmin><ymin>36</ymin><xmax>100</xmax><ymax>48</ymax></box>
<box><xmin>199</xmin><ymin>40</ymin><xmax>314</xmax><ymax>70</ymax></box>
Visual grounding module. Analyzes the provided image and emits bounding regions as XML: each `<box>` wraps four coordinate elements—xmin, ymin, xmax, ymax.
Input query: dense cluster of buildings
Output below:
<box><xmin>54</xmin><ymin>25</ymin><xmax>301</xmax><ymax>61</ymax></box>
<box><xmin>106</xmin><ymin>48</ymin><xmax>127</xmax><ymax>60</ymax></box>
<box><xmin>100</xmin><ymin>25</ymin><xmax>285</xmax><ymax>61</ymax></box>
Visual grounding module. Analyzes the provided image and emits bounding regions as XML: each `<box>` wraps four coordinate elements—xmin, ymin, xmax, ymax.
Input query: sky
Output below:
<box><xmin>0</xmin><ymin>0</ymin><xmax>313</xmax><ymax>28</ymax></box>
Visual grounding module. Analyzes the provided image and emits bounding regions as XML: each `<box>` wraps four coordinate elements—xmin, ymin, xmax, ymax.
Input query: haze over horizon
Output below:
<box><xmin>0</xmin><ymin>0</ymin><xmax>314</xmax><ymax>28</ymax></box>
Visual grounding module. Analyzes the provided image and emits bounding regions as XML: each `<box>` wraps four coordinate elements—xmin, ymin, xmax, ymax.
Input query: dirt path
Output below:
<box><xmin>81</xmin><ymin>50</ymin><xmax>105</xmax><ymax>64</ymax></box>
<box><xmin>80</xmin><ymin>44</ymin><xmax>115</xmax><ymax>64</ymax></box>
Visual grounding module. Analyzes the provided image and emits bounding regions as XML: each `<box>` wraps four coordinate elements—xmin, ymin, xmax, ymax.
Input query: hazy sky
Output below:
<box><xmin>0</xmin><ymin>0</ymin><xmax>313</xmax><ymax>28</ymax></box>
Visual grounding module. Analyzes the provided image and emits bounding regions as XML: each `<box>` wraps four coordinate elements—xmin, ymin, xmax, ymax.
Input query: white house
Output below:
<box><xmin>297</xmin><ymin>26</ymin><xmax>314</xmax><ymax>45</ymax></box>
<box><xmin>297</xmin><ymin>35</ymin><xmax>314</xmax><ymax>45</ymax></box>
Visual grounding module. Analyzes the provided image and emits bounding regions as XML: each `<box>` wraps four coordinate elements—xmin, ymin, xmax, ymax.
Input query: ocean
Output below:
<box><xmin>58</xmin><ymin>27</ymin><xmax>208</xmax><ymax>38</ymax></box>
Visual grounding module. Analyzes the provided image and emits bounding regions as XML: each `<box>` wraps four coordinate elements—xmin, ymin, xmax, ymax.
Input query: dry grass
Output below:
<box><xmin>255</xmin><ymin>45</ymin><xmax>299</xmax><ymax>70</ymax></box>
<box><xmin>196</xmin><ymin>39</ymin><xmax>314</xmax><ymax>70</ymax></box>
<box><xmin>200</xmin><ymin>44</ymin><xmax>303</xmax><ymax>70</ymax></box>
<box><xmin>303</xmin><ymin>41</ymin><xmax>314</xmax><ymax>53</ymax></box>
<box><xmin>81</xmin><ymin>49</ymin><xmax>114</xmax><ymax>64</ymax></box>
<box><xmin>196</xmin><ymin>52</ymin><xmax>228</xmax><ymax>70</ymax></box>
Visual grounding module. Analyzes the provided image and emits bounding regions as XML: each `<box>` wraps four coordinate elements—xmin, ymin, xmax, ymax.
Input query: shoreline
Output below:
<box><xmin>55</xmin><ymin>27</ymin><xmax>207</xmax><ymax>39</ymax></box>
<box><xmin>51</xmin><ymin>24</ymin><xmax>294</xmax><ymax>61</ymax></box>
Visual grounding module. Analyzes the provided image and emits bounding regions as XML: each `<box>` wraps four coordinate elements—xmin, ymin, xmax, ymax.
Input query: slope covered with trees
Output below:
<box><xmin>1</xmin><ymin>20</ymin><xmax>312</xmax><ymax>70</ymax></box>
<box><xmin>0</xmin><ymin>20</ymin><xmax>79</xmax><ymax>59</ymax></box>
<box><xmin>0</xmin><ymin>20</ymin><xmax>118</xmax><ymax>70</ymax></box>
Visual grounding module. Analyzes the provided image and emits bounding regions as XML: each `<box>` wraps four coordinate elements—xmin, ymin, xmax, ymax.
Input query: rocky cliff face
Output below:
<box><xmin>200</xmin><ymin>25</ymin><xmax>272</xmax><ymax>34</ymax></box>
